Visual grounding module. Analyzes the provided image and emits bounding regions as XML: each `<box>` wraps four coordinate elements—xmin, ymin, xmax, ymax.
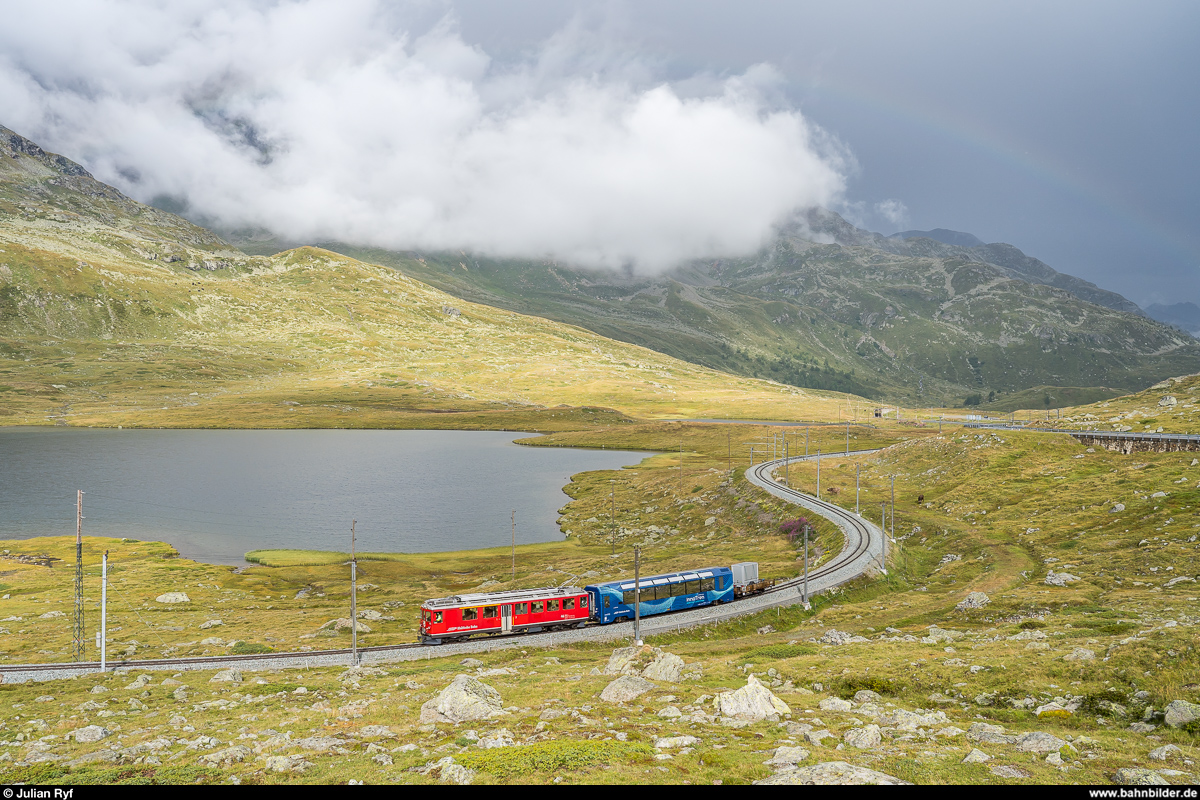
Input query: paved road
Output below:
<box><xmin>1</xmin><ymin>451</ymin><xmax>887</xmax><ymax>683</ymax></box>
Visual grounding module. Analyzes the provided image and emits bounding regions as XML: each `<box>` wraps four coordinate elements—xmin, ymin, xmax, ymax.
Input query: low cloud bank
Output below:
<box><xmin>0</xmin><ymin>0</ymin><xmax>850</xmax><ymax>271</ymax></box>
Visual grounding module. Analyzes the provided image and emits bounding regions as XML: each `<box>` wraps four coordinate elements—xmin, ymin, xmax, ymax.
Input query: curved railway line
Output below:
<box><xmin>1</xmin><ymin>451</ymin><xmax>887</xmax><ymax>684</ymax></box>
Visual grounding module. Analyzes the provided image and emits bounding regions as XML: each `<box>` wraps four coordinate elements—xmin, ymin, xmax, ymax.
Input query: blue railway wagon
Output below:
<box><xmin>586</xmin><ymin>566</ymin><xmax>734</xmax><ymax>624</ymax></box>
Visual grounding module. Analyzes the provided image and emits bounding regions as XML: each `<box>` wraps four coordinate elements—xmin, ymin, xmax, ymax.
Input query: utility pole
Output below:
<box><xmin>805</xmin><ymin>426</ymin><xmax>809</xmax><ymax>457</ymax></box>
<box><xmin>856</xmin><ymin>463</ymin><xmax>860</xmax><ymax>515</ymax></box>
<box><xmin>846</xmin><ymin>422</ymin><xmax>850</xmax><ymax>455</ymax></box>
<box><xmin>73</xmin><ymin>490</ymin><xmax>84</xmax><ymax>662</ymax></box>
<box><xmin>611</xmin><ymin>482</ymin><xmax>616</xmax><ymax>555</ymax></box>
<box><xmin>784</xmin><ymin>439</ymin><xmax>789</xmax><ymax>487</ymax></box>
<box><xmin>350</xmin><ymin>519</ymin><xmax>358</xmax><ymax>666</ymax></box>
<box><xmin>727</xmin><ymin>431</ymin><xmax>731</xmax><ymax>473</ymax></box>
<box><xmin>511</xmin><ymin>510</ymin><xmax>516</xmax><ymax>580</ymax></box>
<box><xmin>679</xmin><ymin>436</ymin><xmax>684</xmax><ymax>498</ymax></box>
<box><xmin>890</xmin><ymin>475</ymin><xmax>896</xmax><ymax>541</ymax></box>
<box><xmin>100</xmin><ymin>550</ymin><xmax>107</xmax><ymax>673</ymax></box>
<box><xmin>633</xmin><ymin>547</ymin><xmax>642</xmax><ymax>645</ymax></box>
<box><xmin>882</xmin><ymin>508</ymin><xmax>888</xmax><ymax>573</ymax></box>
<box><xmin>803</xmin><ymin>524</ymin><xmax>810</xmax><ymax>607</ymax></box>
<box><xmin>816</xmin><ymin>450</ymin><xmax>821</xmax><ymax>496</ymax></box>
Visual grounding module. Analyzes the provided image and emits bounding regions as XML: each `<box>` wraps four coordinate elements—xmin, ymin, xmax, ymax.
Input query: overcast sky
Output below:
<box><xmin>2</xmin><ymin>0</ymin><xmax>1197</xmax><ymax>306</ymax></box>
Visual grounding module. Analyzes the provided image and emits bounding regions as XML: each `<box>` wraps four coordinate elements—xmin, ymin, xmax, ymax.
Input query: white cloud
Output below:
<box><xmin>874</xmin><ymin>199</ymin><xmax>909</xmax><ymax>230</ymax></box>
<box><xmin>0</xmin><ymin>0</ymin><xmax>850</xmax><ymax>272</ymax></box>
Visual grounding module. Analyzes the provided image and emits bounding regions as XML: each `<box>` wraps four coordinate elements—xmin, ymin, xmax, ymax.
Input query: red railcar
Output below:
<box><xmin>419</xmin><ymin>586</ymin><xmax>591</xmax><ymax>644</ymax></box>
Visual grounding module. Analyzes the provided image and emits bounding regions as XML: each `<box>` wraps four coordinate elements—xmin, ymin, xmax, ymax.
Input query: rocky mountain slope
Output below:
<box><xmin>0</xmin><ymin>124</ymin><xmax>853</xmax><ymax>426</ymax></box>
<box><xmin>324</xmin><ymin>208</ymin><xmax>1198</xmax><ymax>404</ymax></box>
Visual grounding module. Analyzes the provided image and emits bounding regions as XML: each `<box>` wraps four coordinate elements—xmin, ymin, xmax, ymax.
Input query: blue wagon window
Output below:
<box><xmin>604</xmin><ymin>596</ymin><xmax>611</xmax><ymax>608</ymax></box>
<box><xmin>686</xmin><ymin>580</ymin><xmax>700</xmax><ymax>594</ymax></box>
<box><xmin>670</xmin><ymin>582</ymin><xmax>686</xmax><ymax>597</ymax></box>
<box><xmin>622</xmin><ymin>590</ymin><xmax>636</xmax><ymax>604</ymax></box>
<box><xmin>701</xmin><ymin>577</ymin><xmax>714</xmax><ymax>591</ymax></box>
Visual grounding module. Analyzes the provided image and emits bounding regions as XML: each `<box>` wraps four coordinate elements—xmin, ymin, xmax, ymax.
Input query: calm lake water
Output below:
<box><xmin>0</xmin><ymin>428</ymin><xmax>648</xmax><ymax>565</ymax></box>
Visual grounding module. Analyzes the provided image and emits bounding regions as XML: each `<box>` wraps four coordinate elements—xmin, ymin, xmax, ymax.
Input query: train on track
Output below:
<box><xmin>418</xmin><ymin>561</ymin><xmax>774</xmax><ymax>644</ymax></box>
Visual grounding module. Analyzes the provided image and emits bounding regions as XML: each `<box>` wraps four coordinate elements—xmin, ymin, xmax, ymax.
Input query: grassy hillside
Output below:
<box><xmin>0</xmin><ymin>127</ymin><xmax>867</xmax><ymax>428</ymax></box>
<box><xmin>321</xmin><ymin>226</ymin><xmax>1200</xmax><ymax>407</ymax></box>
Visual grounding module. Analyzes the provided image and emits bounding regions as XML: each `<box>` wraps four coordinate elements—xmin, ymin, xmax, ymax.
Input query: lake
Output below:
<box><xmin>0</xmin><ymin>428</ymin><xmax>648</xmax><ymax>565</ymax></box>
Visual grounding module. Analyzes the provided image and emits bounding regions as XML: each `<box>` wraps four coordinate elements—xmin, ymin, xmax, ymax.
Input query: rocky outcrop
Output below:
<box><xmin>155</xmin><ymin>592</ymin><xmax>190</xmax><ymax>604</ymax></box>
<box><xmin>755</xmin><ymin>761</ymin><xmax>911</xmax><ymax>785</ymax></box>
<box><xmin>419</xmin><ymin>675</ymin><xmax>506</xmax><ymax>723</ymax></box>
<box><xmin>713</xmin><ymin>675</ymin><xmax>791</xmax><ymax>721</ymax></box>
<box><xmin>955</xmin><ymin>592</ymin><xmax>990</xmax><ymax>610</ymax></box>
<box><xmin>600</xmin><ymin>675</ymin><xmax>657</xmax><ymax>703</ymax></box>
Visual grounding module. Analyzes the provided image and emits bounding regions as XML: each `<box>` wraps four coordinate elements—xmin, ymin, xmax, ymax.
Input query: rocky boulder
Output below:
<box><xmin>754</xmin><ymin>761</ymin><xmax>911</xmax><ymax>785</ymax></box>
<box><xmin>1164</xmin><ymin>700</ymin><xmax>1200</xmax><ymax>728</ymax></box>
<box><xmin>1115</xmin><ymin>768</ymin><xmax>1169</xmax><ymax>785</ymax></box>
<box><xmin>600</xmin><ymin>675</ymin><xmax>657</xmax><ymax>704</ymax></box>
<box><xmin>843</xmin><ymin>725</ymin><xmax>882</xmax><ymax>749</ymax></box>
<box><xmin>72</xmin><ymin>725</ymin><xmax>111</xmax><ymax>743</ymax></box>
<box><xmin>713</xmin><ymin>675</ymin><xmax>791</xmax><ymax>722</ymax></box>
<box><xmin>210</xmin><ymin>669</ymin><xmax>243</xmax><ymax>683</ymax></box>
<box><xmin>955</xmin><ymin>592</ymin><xmax>990</xmax><ymax>611</ymax></box>
<box><xmin>603</xmin><ymin>645</ymin><xmax>686</xmax><ymax>683</ymax></box>
<box><xmin>155</xmin><ymin>592</ymin><xmax>190</xmax><ymax>604</ymax></box>
<box><xmin>420</xmin><ymin>675</ymin><xmax>507</xmax><ymax>723</ymax></box>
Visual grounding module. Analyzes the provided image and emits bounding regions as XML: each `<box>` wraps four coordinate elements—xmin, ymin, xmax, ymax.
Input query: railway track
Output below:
<box><xmin>1</xmin><ymin>451</ymin><xmax>887</xmax><ymax>683</ymax></box>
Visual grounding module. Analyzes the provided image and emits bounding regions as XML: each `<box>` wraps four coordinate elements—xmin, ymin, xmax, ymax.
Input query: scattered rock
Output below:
<box><xmin>1045</xmin><ymin>571</ymin><xmax>1081</xmax><ymax>587</ymax></box>
<box><xmin>1115</xmin><ymin>768</ymin><xmax>1170</xmax><ymax>785</ymax></box>
<box><xmin>460</xmin><ymin>658</ymin><xmax>484</xmax><ymax>668</ymax></box>
<box><xmin>955</xmin><ymin>592</ymin><xmax>990</xmax><ymax>611</ymax></box>
<box><xmin>155</xmin><ymin>592</ymin><xmax>190</xmax><ymax>604</ymax></box>
<box><xmin>1036</xmin><ymin>702</ymin><xmax>1073</xmax><ymax>719</ymax></box>
<box><xmin>420</xmin><ymin>756</ymin><xmax>476</xmax><ymax>785</ymax></box>
<box><xmin>990</xmin><ymin>765</ymin><xmax>1031</xmax><ymax>779</ymax></box>
<box><xmin>852</xmin><ymin>690</ymin><xmax>882</xmax><ymax>704</ymax></box>
<box><xmin>962</xmin><ymin>748</ymin><xmax>992</xmax><ymax>764</ymax></box>
<box><xmin>819</xmin><ymin>697</ymin><xmax>854</xmax><ymax>713</ymax></box>
<box><xmin>642</xmin><ymin>651</ymin><xmax>685</xmax><ymax>683</ymax></box>
<box><xmin>764</xmin><ymin>746</ymin><xmax>810</xmax><ymax>768</ymax></box>
<box><xmin>1159</xmin><ymin>395</ymin><xmax>1178</xmax><ymax>407</ymax></box>
<box><xmin>803</xmin><ymin>730</ymin><xmax>836</xmax><ymax>747</ymax></box>
<box><xmin>1149</xmin><ymin>745</ymin><xmax>1182</xmax><ymax>761</ymax></box>
<box><xmin>968</xmin><ymin>723</ymin><xmax>1016</xmax><ymax>746</ymax></box>
<box><xmin>199</xmin><ymin>619</ymin><xmax>223</xmax><ymax>629</ymax></box>
<box><xmin>200</xmin><ymin>745</ymin><xmax>251</xmax><ymax>766</ymax></box>
<box><xmin>210</xmin><ymin>669</ymin><xmax>243</xmax><ymax>683</ymax></box>
<box><xmin>320</xmin><ymin>618</ymin><xmax>371</xmax><ymax>633</ymax></box>
<box><xmin>419</xmin><ymin>675</ymin><xmax>507</xmax><ymax>723</ymax></box>
<box><xmin>1164</xmin><ymin>700</ymin><xmax>1200</xmax><ymax>728</ymax></box>
<box><xmin>1111</xmin><ymin>504</ymin><xmax>1126</xmax><ymax>513</ymax></box>
<box><xmin>1014</xmin><ymin>731</ymin><xmax>1071</xmax><ymax>754</ymax></box>
<box><xmin>843</xmin><ymin>725</ymin><xmax>882</xmax><ymax>749</ymax></box>
<box><xmin>819</xmin><ymin>629</ymin><xmax>869</xmax><ymax>645</ymax></box>
<box><xmin>601</xmin><ymin>675</ymin><xmax>658</xmax><ymax>704</ymax></box>
<box><xmin>713</xmin><ymin>675</ymin><xmax>791</xmax><ymax>721</ymax></box>
<box><xmin>72</xmin><ymin>725</ymin><xmax>111</xmax><ymax>743</ymax></box>
<box><xmin>124</xmin><ymin>675</ymin><xmax>150</xmax><ymax>690</ymax></box>
<box><xmin>1063</xmin><ymin>647</ymin><xmax>1095</xmax><ymax>662</ymax></box>
<box><xmin>657</xmin><ymin>706</ymin><xmax>682</xmax><ymax>719</ymax></box>
<box><xmin>755</xmin><ymin>761</ymin><xmax>911</xmax><ymax>785</ymax></box>
<box><xmin>38</xmin><ymin>610</ymin><xmax>65</xmax><ymax>619</ymax></box>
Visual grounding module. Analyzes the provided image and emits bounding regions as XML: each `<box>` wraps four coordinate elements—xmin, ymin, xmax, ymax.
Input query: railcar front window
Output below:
<box><xmin>433</xmin><ymin>612</ymin><xmax>443</xmax><ymax>624</ymax></box>
<box><xmin>604</xmin><ymin>596</ymin><xmax>611</xmax><ymax>608</ymax></box>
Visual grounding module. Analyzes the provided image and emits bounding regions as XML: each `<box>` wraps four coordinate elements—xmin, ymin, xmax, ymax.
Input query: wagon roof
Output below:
<box><xmin>422</xmin><ymin>585</ymin><xmax>585</xmax><ymax>609</ymax></box>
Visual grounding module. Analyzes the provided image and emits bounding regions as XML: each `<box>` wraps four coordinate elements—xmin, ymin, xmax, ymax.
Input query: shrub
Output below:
<box><xmin>746</xmin><ymin>644</ymin><xmax>816</xmax><ymax>660</ymax></box>
<box><xmin>835</xmin><ymin>676</ymin><xmax>900</xmax><ymax>699</ymax></box>
<box><xmin>1018</xmin><ymin>620</ymin><xmax>1046</xmax><ymax>630</ymax></box>
<box><xmin>457</xmin><ymin>740</ymin><xmax>655</xmax><ymax>778</ymax></box>
<box><xmin>1078</xmin><ymin>688</ymin><xmax>1128</xmax><ymax>716</ymax></box>
<box><xmin>230</xmin><ymin>641</ymin><xmax>273</xmax><ymax>655</ymax></box>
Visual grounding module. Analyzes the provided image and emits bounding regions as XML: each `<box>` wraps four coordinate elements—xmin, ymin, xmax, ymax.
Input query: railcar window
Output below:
<box><xmin>462</xmin><ymin>608</ymin><xmax>478</xmax><ymax>621</ymax></box>
<box><xmin>564</xmin><ymin>598</ymin><xmax>575</xmax><ymax>610</ymax></box>
<box><xmin>532</xmin><ymin>601</ymin><xmax>544</xmax><ymax>613</ymax></box>
<box><xmin>686</xmin><ymin>580</ymin><xmax>700</xmax><ymax>594</ymax></box>
<box><xmin>434</xmin><ymin>612</ymin><xmax>443</xmax><ymax>624</ymax></box>
<box><xmin>604</xmin><ymin>596</ymin><xmax>611</xmax><ymax>608</ymax></box>
<box><xmin>580</xmin><ymin>596</ymin><xmax>589</xmax><ymax>608</ymax></box>
<box><xmin>483</xmin><ymin>606</ymin><xmax>498</xmax><ymax>619</ymax></box>
<box><xmin>701</xmin><ymin>577</ymin><xmax>714</xmax><ymax>592</ymax></box>
<box><xmin>548</xmin><ymin>599</ymin><xmax>560</xmax><ymax>611</ymax></box>
<box><xmin>671</xmin><ymin>581</ymin><xmax>686</xmax><ymax>597</ymax></box>
<box><xmin>516</xmin><ymin>603</ymin><xmax>529</xmax><ymax>615</ymax></box>
<box><xmin>622</xmin><ymin>590</ymin><xmax>636</xmax><ymax>605</ymax></box>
